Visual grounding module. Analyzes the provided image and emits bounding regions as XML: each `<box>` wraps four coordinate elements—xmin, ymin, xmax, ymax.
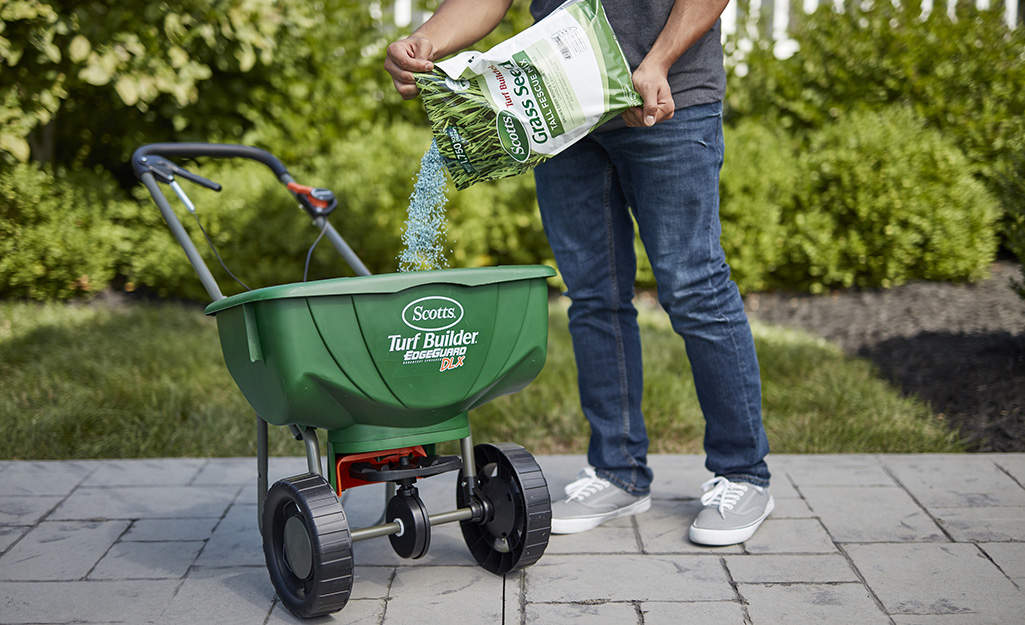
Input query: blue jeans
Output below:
<box><xmin>534</xmin><ymin>101</ymin><xmax>770</xmax><ymax>496</ymax></box>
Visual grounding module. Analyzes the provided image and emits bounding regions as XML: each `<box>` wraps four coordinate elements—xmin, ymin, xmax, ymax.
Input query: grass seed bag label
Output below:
<box><xmin>416</xmin><ymin>0</ymin><xmax>641</xmax><ymax>189</ymax></box>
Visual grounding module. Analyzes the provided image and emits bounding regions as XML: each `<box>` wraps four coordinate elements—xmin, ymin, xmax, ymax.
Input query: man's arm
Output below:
<box><xmin>624</xmin><ymin>0</ymin><xmax>731</xmax><ymax>127</ymax></box>
<box><xmin>384</xmin><ymin>0</ymin><xmax>514</xmax><ymax>100</ymax></box>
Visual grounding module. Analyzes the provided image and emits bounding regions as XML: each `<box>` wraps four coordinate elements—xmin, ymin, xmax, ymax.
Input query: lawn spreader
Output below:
<box><xmin>132</xmin><ymin>143</ymin><xmax>554</xmax><ymax>618</ymax></box>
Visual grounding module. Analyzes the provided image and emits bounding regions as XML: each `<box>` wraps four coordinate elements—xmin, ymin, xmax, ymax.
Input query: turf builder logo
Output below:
<box><xmin>391</xmin><ymin>296</ymin><xmax>478</xmax><ymax>371</ymax></box>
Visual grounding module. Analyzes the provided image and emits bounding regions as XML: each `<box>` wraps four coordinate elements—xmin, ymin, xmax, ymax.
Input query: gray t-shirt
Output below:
<box><xmin>530</xmin><ymin>0</ymin><xmax>726</xmax><ymax>129</ymax></box>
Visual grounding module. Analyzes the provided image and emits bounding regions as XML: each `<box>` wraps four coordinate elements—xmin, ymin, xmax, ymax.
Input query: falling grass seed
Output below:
<box><xmin>399</xmin><ymin>140</ymin><xmax>450</xmax><ymax>272</ymax></box>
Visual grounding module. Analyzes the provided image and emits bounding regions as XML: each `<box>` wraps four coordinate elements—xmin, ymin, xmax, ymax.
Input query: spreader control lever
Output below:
<box><xmin>137</xmin><ymin>155</ymin><xmax>222</xmax><ymax>192</ymax></box>
<box><xmin>286</xmin><ymin>182</ymin><xmax>337</xmax><ymax>218</ymax></box>
<box><xmin>349</xmin><ymin>454</ymin><xmax>462</xmax><ymax>483</ymax></box>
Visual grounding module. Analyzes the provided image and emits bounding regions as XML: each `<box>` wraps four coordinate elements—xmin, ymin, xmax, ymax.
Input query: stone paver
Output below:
<box><xmin>0</xmin><ymin>454</ymin><xmax>1022</xmax><ymax>624</ymax></box>
<box><xmin>641</xmin><ymin>601</ymin><xmax>748</xmax><ymax>624</ymax></box>
<box><xmin>743</xmin><ymin>518</ymin><xmax>837</xmax><ymax>554</ymax></box>
<box><xmin>90</xmin><ymin>540</ymin><xmax>205</xmax><ymax>579</ymax></box>
<box><xmin>0</xmin><ymin>464</ymin><xmax>91</xmax><ymax>496</ymax></box>
<box><xmin>50</xmin><ymin>485</ymin><xmax>238</xmax><ymax>520</ymax></box>
<box><xmin>121</xmin><ymin>517</ymin><xmax>220</xmax><ymax>542</ymax></box>
<box><xmin>775</xmin><ymin>454</ymin><xmax>898</xmax><ymax>488</ymax></box>
<box><xmin>979</xmin><ymin>542</ymin><xmax>1025</xmax><ymax>585</ymax></box>
<box><xmin>0</xmin><ymin>527</ymin><xmax>29</xmax><ymax>554</ymax></box>
<box><xmin>544</xmin><ymin>517</ymin><xmax>639</xmax><ymax>554</ymax></box>
<box><xmin>845</xmin><ymin>542</ymin><xmax>1025</xmax><ymax>621</ymax></box>
<box><xmin>740</xmin><ymin>583</ymin><xmax>892</xmax><ymax>625</ymax></box>
<box><xmin>525</xmin><ymin>554</ymin><xmax>734</xmax><ymax>603</ymax></box>
<box><xmin>769</xmin><ymin>495</ymin><xmax>815</xmax><ymax>518</ymax></box>
<box><xmin>1</xmin><ymin>521</ymin><xmax>130</xmax><ymax>581</ymax></box>
<box><xmin>157</xmin><ymin>566</ymin><xmax>275</xmax><ymax>625</ymax></box>
<box><xmin>0</xmin><ymin>496</ymin><xmax>63</xmax><ymax>525</ymax></box>
<box><xmin>0</xmin><ymin>580</ymin><xmax>181</xmax><ymax>624</ymax></box>
<box><xmin>931</xmin><ymin>506</ymin><xmax>1025</xmax><ymax>541</ymax></box>
<box><xmin>387</xmin><ymin>565</ymin><xmax>505</xmax><ymax>622</ymax></box>
<box><xmin>996</xmin><ymin>455</ymin><xmax>1025</xmax><ymax>486</ymax></box>
<box><xmin>883</xmin><ymin>455</ymin><xmax>1025</xmax><ymax>508</ymax></box>
<box><xmin>82</xmin><ymin>458</ymin><xmax>206</xmax><ymax>487</ymax></box>
<box><xmin>800</xmin><ymin>485</ymin><xmax>947</xmax><ymax>542</ymax></box>
<box><xmin>725</xmin><ymin>554</ymin><xmax>860</xmax><ymax>583</ymax></box>
<box><xmin>525</xmin><ymin>601</ymin><xmax>640</xmax><ymax>624</ymax></box>
<box><xmin>193</xmin><ymin>503</ymin><xmax>263</xmax><ymax>568</ymax></box>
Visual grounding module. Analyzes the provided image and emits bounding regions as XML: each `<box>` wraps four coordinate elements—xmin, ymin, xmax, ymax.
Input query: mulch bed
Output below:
<box><xmin>744</xmin><ymin>261</ymin><xmax>1025</xmax><ymax>452</ymax></box>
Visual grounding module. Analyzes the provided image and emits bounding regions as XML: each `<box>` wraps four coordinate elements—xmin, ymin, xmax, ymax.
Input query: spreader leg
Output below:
<box><xmin>257</xmin><ymin>415</ymin><xmax>268</xmax><ymax>535</ymax></box>
<box><xmin>460</xmin><ymin>435</ymin><xmax>476</xmax><ymax>484</ymax></box>
<box><xmin>302</xmin><ymin>427</ymin><xmax>323</xmax><ymax>477</ymax></box>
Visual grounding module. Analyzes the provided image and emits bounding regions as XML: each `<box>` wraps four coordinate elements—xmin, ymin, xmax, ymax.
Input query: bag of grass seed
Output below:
<box><xmin>416</xmin><ymin>0</ymin><xmax>642</xmax><ymax>190</ymax></box>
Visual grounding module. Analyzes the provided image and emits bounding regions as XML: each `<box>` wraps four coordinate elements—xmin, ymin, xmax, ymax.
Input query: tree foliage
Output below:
<box><xmin>0</xmin><ymin>0</ymin><xmax>399</xmax><ymax>179</ymax></box>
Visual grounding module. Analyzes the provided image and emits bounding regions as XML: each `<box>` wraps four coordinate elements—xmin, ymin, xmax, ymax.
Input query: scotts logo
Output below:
<box><xmin>402</xmin><ymin>296</ymin><xmax>465</xmax><ymax>331</ymax></box>
<box><xmin>496</xmin><ymin>111</ymin><xmax>530</xmax><ymax>163</ymax></box>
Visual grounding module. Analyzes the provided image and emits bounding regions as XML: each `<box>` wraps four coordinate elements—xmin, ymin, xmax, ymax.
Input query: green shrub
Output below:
<box><xmin>445</xmin><ymin>170</ymin><xmax>550</xmax><ymax>270</ymax></box>
<box><xmin>778</xmin><ymin>106</ymin><xmax>999</xmax><ymax>293</ymax></box>
<box><xmin>718</xmin><ymin>120</ymin><xmax>798</xmax><ymax>292</ymax></box>
<box><xmin>0</xmin><ymin>163</ymin><xmax>129</xmax><ymax>300</ymax></box>
<box><xmin>1001</xmin><ymin>119</ymin><xmax>1025</xmax><ymax>298</ymax></box>
<box><xmin>726</xmin><ymin>1</ymin><xmax>1025</xmax><ymax>230</ymax></box>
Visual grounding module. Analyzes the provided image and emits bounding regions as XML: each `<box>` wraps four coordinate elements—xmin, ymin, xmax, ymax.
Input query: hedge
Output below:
<box><xmin>718</xmin><ymin>120</ymin><xmax>799</xmax><ymax>292</ymax></box>
<box><xmin>778</xmin><ymin>106</ymin><xmax>999</xmax><ymax>293</ymax></box>
<box><xmin>0</xmin><ymin>164</ymin><xmax>128</xmax><ymax>300</ymax></box>
<box><xmin>726</xmin><ymin>2</ymin><xmax>1025</xmax><ymax>234</ymax></box>
<box><xmin>2</xmin><ymin>110</ymin><xmax>1000</xmax><ymax>301</ymax></box>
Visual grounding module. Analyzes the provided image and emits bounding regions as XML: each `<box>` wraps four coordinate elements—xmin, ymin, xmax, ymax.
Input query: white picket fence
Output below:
<box><xmin>723</xmin><ymin>0</ymin><xmax>1020</xmax><ymax>57</ymax></box>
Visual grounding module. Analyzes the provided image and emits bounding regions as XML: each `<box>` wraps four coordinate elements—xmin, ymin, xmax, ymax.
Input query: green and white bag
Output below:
<box><xmin>416</xmin><ymin>0</ymin><xmax>642</xmax><ymax>190</ymax></box>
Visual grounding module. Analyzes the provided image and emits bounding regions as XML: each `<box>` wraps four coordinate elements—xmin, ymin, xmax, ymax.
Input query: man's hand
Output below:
<box><xmin>623</xmin><ymin>63</ymin><xmax>675</xmax><ymax>128</ymax></box>
<box><xmin>622</xmin><ymin>0</ymin><xmax>730</xmax><ymax>127</ymax></box>
<box><xmin>384</xmin><ymin>36</ymin><xmax>436</xmax><ymax>100</ymax></box>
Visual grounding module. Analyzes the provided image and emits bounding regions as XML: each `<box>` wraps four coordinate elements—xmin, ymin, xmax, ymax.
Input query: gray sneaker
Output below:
<box><xmin>689</xmin><ymin>476</ymin><xmax>774</xmax><ymax>546</ymax></box>
<box><xmin>551</xmin><ymin>468</ymin><xmax>651</xmax><ymax>534</ymax></box>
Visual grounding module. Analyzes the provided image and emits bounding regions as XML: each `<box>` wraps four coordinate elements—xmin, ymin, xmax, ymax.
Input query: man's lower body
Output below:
<box><xmin>533</xmin><ymin>101</ymin><xmax>772</xmax><ymax>545</ymax></box>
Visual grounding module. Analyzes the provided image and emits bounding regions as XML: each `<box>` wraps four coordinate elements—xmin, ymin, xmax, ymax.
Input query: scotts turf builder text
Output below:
<box><xmin>398</xmin><ymin>141</ymin><xmax>450</xmax><ymax>272</ymax></box>
<box><xmin>415</xmin><ymin>0</ymin><xmax>641</xmax><ymax>190</ymax></box>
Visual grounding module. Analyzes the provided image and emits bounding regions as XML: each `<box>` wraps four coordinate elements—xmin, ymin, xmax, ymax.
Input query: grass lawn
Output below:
<box><xmin>0</xmin><ymin>297</ymin><xmax>963</xmax><ymax>460</ymax></box>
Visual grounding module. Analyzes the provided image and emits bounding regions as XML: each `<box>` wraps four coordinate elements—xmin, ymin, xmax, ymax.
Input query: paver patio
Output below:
<box><xmin>1</xmin><ymin>453</ymin><xmax>1023</xmax><ymax>624</ymax></box>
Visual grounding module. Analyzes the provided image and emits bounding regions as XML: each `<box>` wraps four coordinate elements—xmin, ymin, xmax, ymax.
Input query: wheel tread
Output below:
<box><xmin>263</xmin><ymin>474</ymin><xmax>354</xmax><ymax>619</ymax></box>
<box><xmin>458</xmin><ymin>443</ymin><xmax>551</xmax><ymax>575</ymax></box>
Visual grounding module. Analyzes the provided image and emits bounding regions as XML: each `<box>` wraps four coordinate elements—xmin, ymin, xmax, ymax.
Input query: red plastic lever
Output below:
<box><xmin>286</xmin><ymin>181</ymin><xmax>330</xmax><ymax>209</ymax></box>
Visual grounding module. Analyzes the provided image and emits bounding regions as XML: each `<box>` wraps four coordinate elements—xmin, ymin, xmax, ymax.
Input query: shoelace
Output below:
<box><xmin>699</xmin><ymin>477</ymin><xmax>749</xmax><ymax>518</ymax></box>
<box><xmin>563</xmin><ymin>467</ymin><xmax>596</xmax><ymax>496</ymax></box>
<box><xmin>564</xmin><ymin>469</ymin><xmax>611</xmax><ymax>502</ymax></box>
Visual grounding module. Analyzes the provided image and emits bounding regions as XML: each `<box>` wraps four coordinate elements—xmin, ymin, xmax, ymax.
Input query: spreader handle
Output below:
<box><xmin>132</xmin><ymin>143</ymin><xmax>291</xmax><ymax>181</ymax></box>
<box><xmin>132</xmin><ymin>141</ymin><xmax>372</xmax><ymax>304</ymax></box>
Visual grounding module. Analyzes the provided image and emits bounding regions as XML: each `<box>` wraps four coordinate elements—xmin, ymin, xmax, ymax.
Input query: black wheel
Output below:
<box><xmin>457</xmin><ymin>443</ymin><xmax>551</xmax><ymax>575</ymax></box>
<box><xmin>263</xmin><ymin>473</ymin><xmax>353</xmax><ymax>618</ymax></box>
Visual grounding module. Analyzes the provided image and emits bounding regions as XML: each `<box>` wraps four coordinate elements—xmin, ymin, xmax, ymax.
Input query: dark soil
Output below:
<box><xmin>744</xmin><ymin>261</ymin><xmax>1025</xmax><ymax>452</ymax></box>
